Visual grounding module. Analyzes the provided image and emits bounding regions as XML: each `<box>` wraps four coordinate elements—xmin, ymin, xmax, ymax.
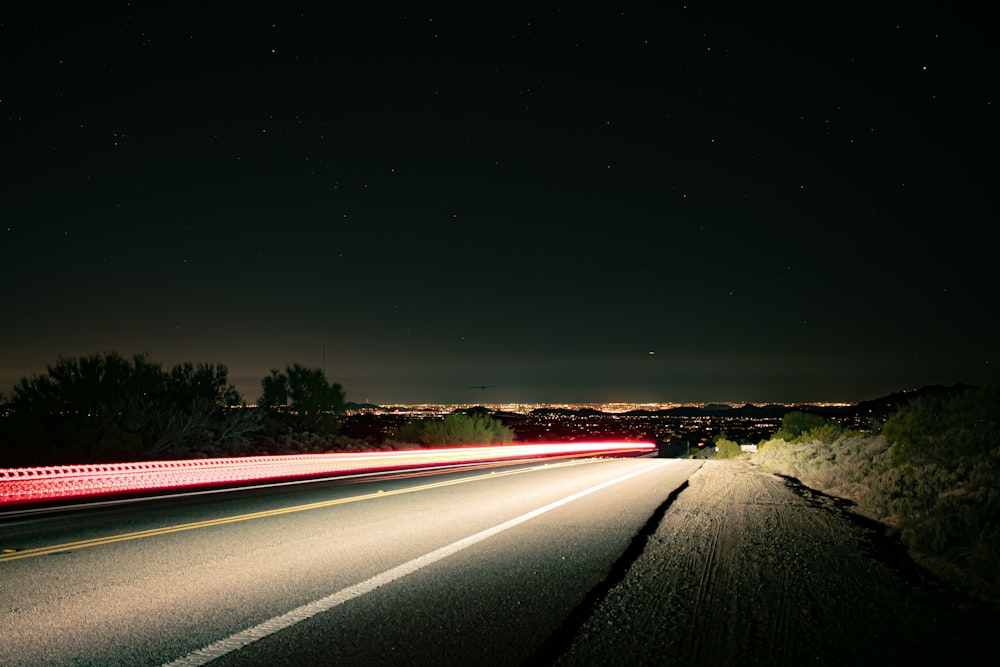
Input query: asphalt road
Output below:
<box><xmin>1</xmin><ymin>455</ymin><xmax>700</xmax><ymax>666</ymax></box>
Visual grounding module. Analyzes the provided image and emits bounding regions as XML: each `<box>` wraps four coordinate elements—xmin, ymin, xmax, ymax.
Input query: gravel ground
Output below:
<box><xmin>552</xmin><ymin>459</ymin><xmax>998</xmax><ymax>666</ymax></box>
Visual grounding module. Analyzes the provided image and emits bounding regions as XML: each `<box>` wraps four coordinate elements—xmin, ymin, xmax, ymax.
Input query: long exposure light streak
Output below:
<box><xmin>0</xmin><ymin>441</ymin><xmax>655</xmax><ymax>507</ymax></box>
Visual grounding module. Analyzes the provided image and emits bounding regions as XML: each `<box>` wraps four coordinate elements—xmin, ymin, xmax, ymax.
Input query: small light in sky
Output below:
<box><xmin>1</xmin><ymin>4</ymin><xmax>988</xmax><ymax>408</ymax></box>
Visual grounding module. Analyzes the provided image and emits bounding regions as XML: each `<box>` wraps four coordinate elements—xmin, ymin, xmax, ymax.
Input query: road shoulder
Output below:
<box><xmin>555</xmin><ymin>458</ymin><xmax>995</xmax><ymax>665</ymax></box>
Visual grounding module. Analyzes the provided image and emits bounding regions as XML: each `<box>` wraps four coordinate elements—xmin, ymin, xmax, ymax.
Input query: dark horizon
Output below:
<box><xmin>2</xmin><ymin>352</ymin><xmax>980</xmax><ymax>410</ymax></box>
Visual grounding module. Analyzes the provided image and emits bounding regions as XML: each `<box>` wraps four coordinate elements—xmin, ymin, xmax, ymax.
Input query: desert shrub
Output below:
<box><xmin>884</xmin><ymin>385</ymin><xmax>1000</xmax><ymax>468</ymax></box>
<box><xmin>803</xmin><ymin>421</ymin><xmax>845</xmax><ymax>445</ymax></box>
<box><xmin>390</xmin><ymin>412</ymin><xmax>514</xmax><ymax>447</ymax></box>
<box><xmin>92</xmin><ymin>425</ymin><xmax>145</xmax><ymax>463</ymax></box>
<box><xmin>754</xmin><ymin>432</ymin><xmax>892</xmax><ymax>507</ymax></box>
<box><xmin>323</xmin><ymin>434</ymin><xmax>392</xmax><ymax>452</ymax></box>
<box><xmin>271</xmin><ymin>430</ymin><xmax>354</xmax><ymax>453</ymax></box>
<box><xmin>774</xmin><ymin>411</ymin><xmax>830</xmax><ymax>442</ymax></box>
<box><xmin>804</xmin><ymin>462</ymin><xmax>846</xmax><ymax>491</ymax></box>
<box><xmin>757</xmin><ymin>436</ymin><xmax>791</xmax><ymax>452</ymax></box>
<box><xmin>752</xmin><ymin>388</ymin><xmax>1000</xmax><ymax>601</ymax></box>
<box><xmin>875</xmin><ymin>387</ymin><xmax>1000</xmax><ymax>570</ymax></box>
<box><xmin>714</xmin><ymin>436</ymin><xmax>742</xmax><ymax>459</ymax></box>
<box><xmin>969</xmin><ymin>524</ymin><xmax>1000</xmax><ymax>586</ymax></box>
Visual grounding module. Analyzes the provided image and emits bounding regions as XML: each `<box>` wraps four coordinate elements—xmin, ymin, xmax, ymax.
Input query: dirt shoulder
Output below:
<box><xmin>555</xmin><ymin>459</ymin><xmax>997</xmax><ymax>666</ymax></box>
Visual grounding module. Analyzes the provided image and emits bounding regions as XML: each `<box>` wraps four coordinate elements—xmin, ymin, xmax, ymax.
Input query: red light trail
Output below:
<box><xmin>0</xmin><ymin>442</ymin><xmax>655</xmax><ymax>508</ymax></box>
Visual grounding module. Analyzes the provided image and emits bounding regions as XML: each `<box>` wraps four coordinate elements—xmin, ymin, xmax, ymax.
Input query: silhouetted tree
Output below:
<box><xmin>258</xmin><ymin>364</ymin><xmax>345</xmax><ymax>432</ymax></box>
<box><xmin>259</xmin><ymin>368</ymin><xmax>290</xmax><ymax>412</ymax></box>
<box><xmin>391</xmin><ymin>412</ymin><xmax>514</xmax><ymax>446</ymax></box>
<box><xmin>2</xmin><ymin>351</ymin><xmax>251</xmax><ymax>465</ymax></box>
<box><xmin>167</xmin><ymin>362</ymin><xmax>241</xmax><ymax>409</ymax></box>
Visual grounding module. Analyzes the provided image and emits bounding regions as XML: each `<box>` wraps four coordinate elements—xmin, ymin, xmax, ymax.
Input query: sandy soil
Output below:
<box><xmin>553</xmin><ymin>459</ymin><xmax>997</xmax><ymax>666</ymax></box>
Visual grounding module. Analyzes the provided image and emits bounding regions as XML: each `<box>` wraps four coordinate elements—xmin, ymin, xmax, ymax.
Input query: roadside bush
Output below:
<box><xmin>803</xmin><ymin>421</ymin><xmax>845</xmax><ymax>445</ymax></box>
<box><xmin>774</xmin><ymin>411</ymin><xmax>830</xmax><ymax>442</ymax></box>
<box><xmin>390</xmin><ymin>420</ymin><xmax>428</xmax><ymax>446</ymax></box>
<box><xmin>751</xmin><ymin>386</ymin><xmax>1000</xmax><ymax>603</ymax></box>
<box><xmin>714</xmin><ymin>436</ymin><xmax>742</xmax><ymax>459</ymax></box>
<box><xmin>390</xmin><ymin>412</ymin><xmax>514</xmax><ymax>447</ymax></box>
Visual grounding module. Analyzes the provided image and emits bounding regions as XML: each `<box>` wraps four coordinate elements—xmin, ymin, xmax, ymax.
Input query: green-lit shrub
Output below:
<box><xmin>390</xmin><ymin>412</ymin><xmax>514</xmax><ymax>447</ymax></box>
<box><xmin>774</xmin><ymin>411</ymin><xmax>830</xmax><ymax>442</ymax></box>
<box><xmin>802</xmin><ymin>421</ymin><xmax>844</xmax><ymax>445</ymax></box>
<box><xmin>750</xmin><ymin>386</ymin><xmax>1000</xmax><ymax>603</ymax></box>
<box><xmin>714</xmin><ymin>436</ymin><xmax>742</xmax><ymax>459</ymax></box>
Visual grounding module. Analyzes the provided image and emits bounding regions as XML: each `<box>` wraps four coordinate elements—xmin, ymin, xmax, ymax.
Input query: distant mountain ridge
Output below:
<box><xmin>346</xmin><ymin>383</ymin><xmax>977</xmax><ymax>421</ymax></box>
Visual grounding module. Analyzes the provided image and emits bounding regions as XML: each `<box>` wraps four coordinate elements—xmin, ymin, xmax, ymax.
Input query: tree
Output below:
<box><xmin>13</xmin><ymin>352</ymin><xmax>162</xmax><ymax>420</ymax></box>
<box><xmin>258</xmin><ymin>364</ymin><xmax>345</xmax><ymax>432</ymax></box>
<box><xmin>774</xmin><ymin>411</ymin><xmax>832</xmax><ymax>442</ymax></box>
<box><xmin>7</xmin><ymin>352</ymin><xmax>166</xmax><ymax>462</ymax></box>
<box><xmin>166</xmin><ymin>362</ymin><xmax>241</xmax><ymax>408</ymax></box>
<box><xmin>286</xmin><ymin>364</ymin><xmax>345</xmax><ymax>419</ymax></box>
<box><xmin>2</xmin><ymin>351</ymin><xmax>250</xmax><ymax>465</ymax></box>
<box><xmin>259</xmin><ymin>369</ymin><xmax>289</xmax><ymax>411</ymax></box>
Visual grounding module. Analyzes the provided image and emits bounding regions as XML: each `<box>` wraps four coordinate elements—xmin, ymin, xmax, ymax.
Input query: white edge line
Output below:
<box><xmin>162</xmin><ymin>459</ymin><xmax>671</xmax><ymax>666</ymax></box>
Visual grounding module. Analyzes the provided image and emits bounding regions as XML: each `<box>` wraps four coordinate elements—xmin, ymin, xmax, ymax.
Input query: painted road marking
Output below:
<box><xmin>162</xmin><ymin>459</ymin><xmax>671</xmax><ymax>666</ymax></box>
<box><xmin>0</xmin><ymin>459</ymin><xmax>599</xmax><ymax>563</ymax></box>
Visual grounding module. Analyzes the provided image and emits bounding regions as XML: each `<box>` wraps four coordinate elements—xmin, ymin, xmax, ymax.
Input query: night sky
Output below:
<box><xmin>2</xmin><ymin>3</ymin><xmax>995</xmax><ymax>406</ymax></box>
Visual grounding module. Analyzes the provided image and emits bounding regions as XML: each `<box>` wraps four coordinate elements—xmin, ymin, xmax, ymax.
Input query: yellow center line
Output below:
<box><xmin>0</xmin><ymin>459</ymin><xmax>597</xmax><ymax>563</ymax></box>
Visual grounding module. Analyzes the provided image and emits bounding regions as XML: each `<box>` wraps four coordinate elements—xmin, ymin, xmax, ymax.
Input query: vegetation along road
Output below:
<box><xmin>556</xmin><ymin>459</ymin><xmax>997</xmax><ymax>666</ymax></box>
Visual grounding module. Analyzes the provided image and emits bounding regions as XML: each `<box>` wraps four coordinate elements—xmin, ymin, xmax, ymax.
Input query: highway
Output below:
<box><xmin>0</xmin><ymin>455</ymin><xmax>702</xmax><ymax>666</ymax></box>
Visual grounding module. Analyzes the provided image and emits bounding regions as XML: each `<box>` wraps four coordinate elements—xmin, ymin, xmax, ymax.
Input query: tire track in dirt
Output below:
<box><xmin>553</xmin><ymin>459</ymin><xmax>996</xmax><ymax>666</ymax></box>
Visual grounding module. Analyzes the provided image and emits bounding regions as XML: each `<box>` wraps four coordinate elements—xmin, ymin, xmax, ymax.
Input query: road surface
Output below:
<box><xmin>4</xmin><ymin>456</ymin><xmax>995</xmax><ymax>666</ymax></box>
<box><xmin>1</xmin><ymin>456</ymin><xmax>696</xmax><ymax>666</ymax></box>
